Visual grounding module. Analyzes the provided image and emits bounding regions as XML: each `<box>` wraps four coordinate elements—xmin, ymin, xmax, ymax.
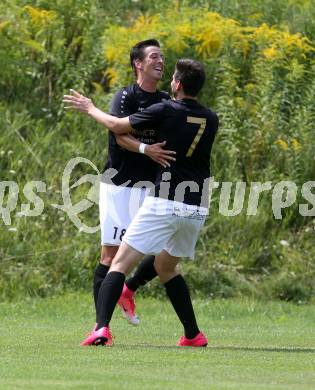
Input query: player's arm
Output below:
<box><xmin>109</xmin><ymin>88</ymin><xmax>175</xmax><ymax>167</ymax></box>
<box><xmin>128</xmin><ymin>101</ymin><xmax>165</xmax><ymax>133</ymax></box>
<box><xmin>63</xmin><ymin>90</ymin><xmax>176</xmax><ymax>166</ymax></box>
<box><xmin>126</xmin><ymin>103</ymin><xmax>178</xmax><ymax>167</ymax></box>
<box><xmin>63</xmin><ymin>89</ymin><xmax>132</xmax><ymax>134</ymax></box>
<box><xmin>115</xmin><ymin>134</ymin><xmax>176</xmax><ymax>168</ymax></box>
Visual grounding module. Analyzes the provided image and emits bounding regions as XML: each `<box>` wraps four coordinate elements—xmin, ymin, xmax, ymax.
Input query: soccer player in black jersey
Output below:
<box><xmin>64</xmin><ymin>59</ymin><xmax>219</xmax><ymax>347</ymax></box>
<box><xmin>93</xmin><ymin>40</ymin><xmax>176</xmax><ymax>326</ymax></box>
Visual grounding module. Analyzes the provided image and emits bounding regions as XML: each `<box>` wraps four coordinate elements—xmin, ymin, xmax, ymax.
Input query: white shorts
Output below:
<box><xmin>99</xmin><ymin>183</ymin><xmax>149</xmax><ymax>246</ymax></box>
<box><xmin>122</xmin><ymin>196</ymin><xmax>207</xmax><ymax>260</ymax></box>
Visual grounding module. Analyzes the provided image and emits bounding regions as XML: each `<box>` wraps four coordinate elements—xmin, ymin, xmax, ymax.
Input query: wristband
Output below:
<box><xmin>139</xmin><ymin>143</ymin><xmax>146</xmax><ymax>154</ymax></box>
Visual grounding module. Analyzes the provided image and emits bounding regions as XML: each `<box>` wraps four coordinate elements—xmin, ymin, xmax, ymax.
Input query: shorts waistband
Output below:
<box><xmin>143</xmin><ymin>196</ymin><xmax>208</xmax><ymax>216</ymax></box>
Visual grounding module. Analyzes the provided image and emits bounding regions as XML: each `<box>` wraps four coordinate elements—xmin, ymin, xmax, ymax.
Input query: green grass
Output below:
<box><xmin>0</xmin><ymin>293</ymin><xmax>315</xmax><ymax>390</ymax></box>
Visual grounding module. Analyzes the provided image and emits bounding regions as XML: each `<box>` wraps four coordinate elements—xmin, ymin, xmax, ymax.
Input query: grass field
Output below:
<box><xmin>0</xmin><ymin>293</ymin><xmax>314</xmax><ymax>390</ymax></box>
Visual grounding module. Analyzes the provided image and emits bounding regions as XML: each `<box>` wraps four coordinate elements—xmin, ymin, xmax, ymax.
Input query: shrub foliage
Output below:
<box><xmin>0</xmin><ymin>0</ymin><xmax>314</xmax><ymax>301</ymax></box>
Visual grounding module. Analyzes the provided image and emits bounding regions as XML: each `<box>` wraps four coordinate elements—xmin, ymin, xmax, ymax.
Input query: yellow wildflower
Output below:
<box><xmin>274</xmin><ymin>139</ymin><xmax>289</xmax><ymax>150</ymax></box>
<box><xmin>24</xmin><ymin>6</ymin><xmax>57</xmax><ymax>27</ymax></box>
<box><xmin>105</xmin><ymin>68</ymin><xmax>118</xmax><ymax>87</ymax></box>
<box><xmin>175</xmin><ymin>23</ymin><xmax>192</xmax><ymax>39</ymax></box>
<box><xmin>291</xmin><ymin>138</ymin><xmax>302</xmax><ymax>152</ymax></box>
<box><xmin>132</xmin><ymin>14</ymin><xmax>160</xmax><ymax>34</ymax></box>
<box><xmin>251</xmin><ymin>23</ymin><xmax>279</xmax><ymax>45</ymax></box>
<box><xmin>263</xmin><ymin>46</ymin><xmax>279</xmax><ymax>60</ymax></box>
<box><xmin>105</xmin><ymin>46</ymin><xmax>118</xmax><ymax>63</ymax></box>
<box><xmin>165</xmin><ymin>36</ymin><xmax>187</xmax><ymax>54</ymax></box>
<box><xmin>195</xmin><ymin>26</ymin><xmax>223</xmax><ymax>57</ymax></box>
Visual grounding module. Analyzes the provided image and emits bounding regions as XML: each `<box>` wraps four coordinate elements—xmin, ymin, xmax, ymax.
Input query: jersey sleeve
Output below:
<box><xmin>109</xmin><ymin>88</ymin><xmax>135</xmax><ymax>118</ymax></box>
<box><xmin>129</xmin><ymin>102</ymin><xmax>165</xmax><ymax>130</ymax></box>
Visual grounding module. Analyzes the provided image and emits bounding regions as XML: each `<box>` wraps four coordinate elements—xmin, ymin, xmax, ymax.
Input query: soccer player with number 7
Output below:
<box><xmin>64</xmin><ymin>58</ymin><xmax>219</xmax><ymax>347</ymax></box>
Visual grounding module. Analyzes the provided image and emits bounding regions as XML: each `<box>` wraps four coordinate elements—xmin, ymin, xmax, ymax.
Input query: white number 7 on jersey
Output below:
<box><xmin>186</xmin><ymin>117</ymin><xmax>207</xmax><ymax>157</ymax></box>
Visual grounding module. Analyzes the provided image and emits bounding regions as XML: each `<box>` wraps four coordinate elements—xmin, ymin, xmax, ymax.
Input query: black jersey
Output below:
<box><xmin>129</xmin><ymin>98</ymin><xmax>219</xmax><ymax>206</ymax></box>
<box><xmin>103</xmin><ymin>84</ymin><xmax>170</xmax><ymax>186</ymax></box>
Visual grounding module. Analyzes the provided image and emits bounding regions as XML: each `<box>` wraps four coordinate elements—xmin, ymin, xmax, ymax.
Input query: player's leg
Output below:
<box><xmin>124</xmin><ymin>254</ymin><xmax>157</xmax><ymax>292</ymax></box>
<box><xmin>81</xmin><ymin>196</ymin><xmax>175</xmax><ymax>346</ymax></box>
<box><xmin>96</xmin><ymin>242</ymin><xmax>143</xmax><ymax>327</ymax></box>
<box><xmin>93</xmin><ymin>245</ymin><xmax>118</xmax><ymax>313</ymax></box>
<box><xmin>81</xmin><ymin>242</ymin><xmax>144</xmax><ymax>346</ymax></box>
<box><xmin>123</xmin><ymin>187</ymin><xmax>157</xmax><ymax>295</ymax></box>
<box><xmin>154</xmin><ymin>251</ymin><xmax>206</xmax><ymax>346</ymax></box>
<box><xmin>117</xmin><ymin>188</ymin><xmax>157</xmax><ymax>324</ymax></box>
<box><xmin>118</xmin><ymin>254</ymin><xmax>157</xmax><ymax>324</ymax></box>
<box><xmin>157</xmin><ymin>208</ymin><xmax>208</xmax><ymax>347</ymax></box>
<box><xmin>98</xmin><ymin>181</ymin><xmax>141</xmax><ymax>325</ymax></box>
<box><xmin>81</xmin><ymin>246</ymin><xmax>117</xmax><ymax>345</ymax></box>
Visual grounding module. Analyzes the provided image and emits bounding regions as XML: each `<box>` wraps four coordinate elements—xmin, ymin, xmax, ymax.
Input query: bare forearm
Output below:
<box><xmin>116</xmin><ymin>134</ymin><xmax>143</xmax><ymax>153</ymax></box>
<box><xmin>88</xmin><ymin>106</ymin><xmax>132</xmax><ymax>134</ymax></box>
<box><xmin>88</xmin><ymin>106</ymin><xmax>117</xmax><ymax>131</ymax></box>
<box><xmin>116</xmin><ymin>135</ymin><xmax>177</xmax><ymax>168</ymax></box>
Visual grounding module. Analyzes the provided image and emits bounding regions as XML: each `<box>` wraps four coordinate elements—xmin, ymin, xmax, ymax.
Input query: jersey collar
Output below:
<box><xmin>177</xmin><ymin>98</ymin><xmax>199</xmax><ymax>105</ymax></box>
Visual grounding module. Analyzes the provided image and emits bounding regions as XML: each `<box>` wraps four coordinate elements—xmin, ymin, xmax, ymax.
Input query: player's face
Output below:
<box><xmin>140</xmin><ymin>46</ymin><xmax>164</xmax><ymax>80</ymax></box>
<box><xmin>171</xmin><ymin>73</ymin><xmax>180</xmax><ymax>98</ymax></box>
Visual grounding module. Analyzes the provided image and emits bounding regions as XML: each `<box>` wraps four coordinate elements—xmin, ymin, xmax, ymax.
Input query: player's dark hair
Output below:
<box><xmin>174</xmin><ymin>59</ymin><xmax>206</xmax><ymax>96</ymax></box>
<box><xmin>130</xmin><ymin>39</ymin><xmax>160</xmax><ymax>76</ymax></box>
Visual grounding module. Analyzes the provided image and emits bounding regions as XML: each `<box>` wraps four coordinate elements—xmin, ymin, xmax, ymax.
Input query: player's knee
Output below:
<box><xmin>154</xmin><ymin>259</ymin><xmax>163</xmax><ymax>274</ymax></box>
<box><xmin>110</xmin><ymin>256</ymin><xmax>129</xmax><ymax>275</ymax></box>
<box><xmin>100</xmin><ymin>255</ymin><xmax>113</xmax><ymax>266</ymax></box>
<box><xmin>100</xmin><ymin>246</ymin><xmax>118</xmax><ymax>266</ymax></box>
<box><xmin>154</xmin><ymin>258</ymin><xmax>174</xmax><ymax>274</ymax></box>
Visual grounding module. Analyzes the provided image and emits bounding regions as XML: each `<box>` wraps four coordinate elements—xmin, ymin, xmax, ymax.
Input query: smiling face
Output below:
<box><xmin>135</xmin><ymin>46</ymin><xmax>164</xmax><ymax>81</ymax></box>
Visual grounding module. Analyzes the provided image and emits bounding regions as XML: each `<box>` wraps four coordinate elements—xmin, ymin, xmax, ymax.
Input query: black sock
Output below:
<box><xmin>125</xmin><ymin>255</ymin><xmax>157</xmax><ymax>292</ymax></box>
<box><xmin>164</xmin><ymin>275</ymin><xmax>199</xmax><ymax>339</ymax></box>
<box><xmin>96</xmin><ymin>271</ymin><xmax>125</xmax><ymax>329</ymax></box>
<box><xmin>93</xmin><ymin>263</ymin><xmax>110</xmax><ymax>312</ymax></box>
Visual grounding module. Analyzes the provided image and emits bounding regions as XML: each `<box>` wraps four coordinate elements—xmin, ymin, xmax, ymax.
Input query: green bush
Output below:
<box><xmin>0</xmin><ymin>0</ymin><xmax>314</xmax><ymax>302</ymax></box>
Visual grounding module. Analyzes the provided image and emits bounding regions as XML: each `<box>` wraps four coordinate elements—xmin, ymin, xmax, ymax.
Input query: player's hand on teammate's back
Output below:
<box><xmin>145</xmin><ymin>141</ymin><xmax>176</xmax><ymax>168</ymax></box>
<box><xmin>63</xmin><ymin>89</ymin><xmax>94</xmax><ymax>115</ymax></box>
<box><xmin>63</xmin><ymin>89</ymin><xmax>176</xmax><ymax>168</ymax></box>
